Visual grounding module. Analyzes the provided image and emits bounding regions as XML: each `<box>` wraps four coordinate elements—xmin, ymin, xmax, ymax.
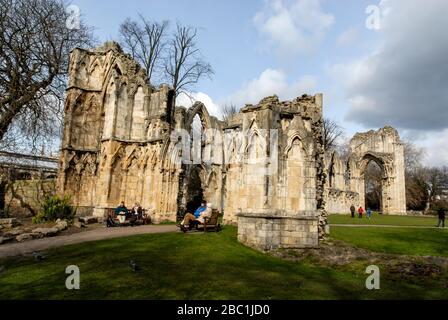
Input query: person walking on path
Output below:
<box><xmin>358</xmin><ymin>207</ymin><xmax>365</xmax><ymax>219</ymax></box>
<box><xmin>367</xmin><ymin>208</ymin><xmax>372</xmax><ymax>220</ymax></box>
<box><xmin>437</xmin><ymin>207</ymin><xmax>446</xmax><ymax>228</ymax></box>
<box><xmin>350</xmin><ymin>205</ymin><xmax>356</xmax><ymax>218</ymax></box>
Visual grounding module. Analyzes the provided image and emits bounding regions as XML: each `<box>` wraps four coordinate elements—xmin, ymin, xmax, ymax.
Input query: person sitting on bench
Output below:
<box><xmin>131</xmin><ymin>202</ymin><xmax>143</xmax><ymax>219</ymax></box>
<box><xmin>194</xmin><ymin>201</ymin><xmax>207</xmax><ymax>219</ymax></box>
<box><xmin>180</xmin><ymin>201</ymin><xmax>206</xmax><ymax>229</ymax></box>
<box><xmin>180</xmin><ymin>203</ymin><xmax>212</xmax><ymax>233</ymax></box>
<box><xmin>115</xmin><ymin>201</ymin><xmax>128</xmax><ymax>224</ymax></box>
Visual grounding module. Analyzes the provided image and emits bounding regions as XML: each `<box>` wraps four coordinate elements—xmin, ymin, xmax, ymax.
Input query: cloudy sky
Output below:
<box><xmin>73</xmin><ymin>0</ymin><xmax>448</xmax><ymax>167</ymax></box>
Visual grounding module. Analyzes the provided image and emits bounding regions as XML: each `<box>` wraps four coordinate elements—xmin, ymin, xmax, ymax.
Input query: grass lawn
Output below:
<box><xmin>0</xmin><ymin>227</ymin><xmax>447</xmax><ymax>300</ymax></box>
<box><xmin>330</xmin><ymin>226</ymin><xmax>448</xmax><ymax>257</ymax></box>
<box><xmin>328</xmin><ymin>214</ymin><xmax>438</xmax><ymax>227</ymax></box>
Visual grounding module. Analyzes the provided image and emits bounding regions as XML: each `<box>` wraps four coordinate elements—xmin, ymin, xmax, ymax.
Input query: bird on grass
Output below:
<box><xmin>129</xmin><ymin>260</ymin><xmax>140</xmax><ymax>272</ymax></box>
<box><xmin>0</xmin><ymin>266</ymin><xmax>5</xmax><ymax>274</ymax></box>
<box><xmin>32</xmin><ymin>252</ymin><xmax>44</xmax><ymax>261</ymax></box>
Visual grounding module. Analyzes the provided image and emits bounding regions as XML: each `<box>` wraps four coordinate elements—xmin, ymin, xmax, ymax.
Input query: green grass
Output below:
<box><xmin>0</xmin><ymin>227</ymin><xmax>447</xmax><ymax>300</ymax></box>
<box><xmin>328</xmin><ymin>214</ymin><xmax>437</xmax><ymax>226</ymax></box>
<box><xmin>330</xmin><ymin>227</ymin><xmax>448</xmax><ymax>257</ymax></box>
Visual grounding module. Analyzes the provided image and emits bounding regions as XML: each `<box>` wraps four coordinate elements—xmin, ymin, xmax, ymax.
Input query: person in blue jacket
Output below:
<box><xmin>367</xmin><ymin>208</ymin><xmax>372</xmax><ymax>220</ymax></box>
<box><xmin>180</xmin><ymin>201</ymin><xmax>207</xmax><ymax>232</ymax></box>
<box><xmin>194</xmin><ymin>201</ymin><xmax>207</xmax><ymax>218</ymax></box>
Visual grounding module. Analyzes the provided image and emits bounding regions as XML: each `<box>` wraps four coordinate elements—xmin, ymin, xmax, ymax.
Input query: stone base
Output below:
<box><xmin>78</xmin><ymin>216</ymin><xmax>99</xmax><ymax>225</ymax></box>
<box><xmin>93</xmin><ymin>207</ymin><xmax>108</xmax><ymax>218</ymax></box>
<box><xmin>237</xmin><ymin>213</ymin><xmax>319</xmax><ymax>251</ymax></box>
<box><xmin>150</xmin><ymin>212</ymin><xmax>177</xmax><ymax>224</ymax></box>
<box><xmin>75</xmin><ymin>206</ymin><xmax>95</xmax><ymax>217</ymax></box>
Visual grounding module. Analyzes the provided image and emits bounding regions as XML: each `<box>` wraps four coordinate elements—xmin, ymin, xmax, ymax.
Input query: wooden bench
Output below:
<box><xmin>107</xmin><ymin>208</ymin><xmax>151</xmax><ymax>227</ymax></box>
<box><xmin>196</xmin><ymin>210</ymin><xmax>222</xmax><ymax>232</ymax></box>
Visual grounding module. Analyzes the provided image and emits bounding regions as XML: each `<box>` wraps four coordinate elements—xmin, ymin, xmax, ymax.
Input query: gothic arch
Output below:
<box><xmin>245</xmin><ymin>122</ymin><xmax>267</xmax><ymax>157</ymax></box>
<box><xmin>349</xmin><ymin>126</ymin><xmax>406</xmax><ymax>214</ymax></box>
<box><xmin>359</xmin><ymin>153</ymin><xmax>389</xmax><ymax>179</ymax></box>
<box><xmin>186</xmin><ymin>102</ymin><xmax>212</xmax><ymax>131</ymax></box>
<box><xmin>284</xmin><ymin>133</ymin><xmax>308</xmax><ymax>158</ymax></box>
<box><xmin>104</xmin><ymin>59</ymin><xmax>124</xmax><ymax>84</ymax></box>
<box><xmin>284</xmin><ymin>136</ymin><xmax>307</xmax><ymax>212</ymax></box>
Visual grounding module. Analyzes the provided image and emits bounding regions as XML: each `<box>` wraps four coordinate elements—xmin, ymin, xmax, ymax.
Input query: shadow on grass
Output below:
<box><xmin>0</xmin><ymin>227</ymin><xmax>447</xmax><ymax>300</ymax></box>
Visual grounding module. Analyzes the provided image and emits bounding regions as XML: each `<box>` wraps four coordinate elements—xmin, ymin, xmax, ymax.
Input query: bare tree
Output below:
<box><xmin>0</xmin><ymin>0</ymin><xmax>92</xmax><ymax>148</ymax></box>
<box><xmin>405</xmin><ymin>165</ymin><xmax>448</xmax><ymax>212</ymax></box>
<box><xmin>163</xmin><ymin>24</ymin><xmax>214</xmax><ymax>97</ymax></box>
<box><xmin>119</xmin><ymin>15</ymin><xmax>168</xmax><ymax>84</ymax></box>
<box><xmin>406</xmin><ymin>168</ymin><xmax>429</xmax><ymax>211</ymax></box>
<box><xmin>222</xmin><ymin>104</ymin><xmax>239</xmax><ymax>122</ymax></box>
<box><xmin>322</xmin><ymin>118</ymin><xmax>344</xmax><ymax>152</ymax></box>
<box><xmin>403</xmin><ymin>141</ymin><xmax>426</xmax><ymax>174</ymax></box>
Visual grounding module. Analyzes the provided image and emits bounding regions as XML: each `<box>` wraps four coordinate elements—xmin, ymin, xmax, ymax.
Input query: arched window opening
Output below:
<box><xmin>190</xmin><ymin>114</ymin><xmax>204</xmax><ymax>164</ymax></box>
<box><xmin>365</xmin><ymin>160</ymin><xmax>383</xmax><ymax>212</ymax></box>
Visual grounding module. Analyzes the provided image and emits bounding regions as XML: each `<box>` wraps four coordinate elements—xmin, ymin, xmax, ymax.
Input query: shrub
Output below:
<box><xmin>33</xmin><ymin>195</ymin><xmax>76</xmax><ymax>224</ymax></box>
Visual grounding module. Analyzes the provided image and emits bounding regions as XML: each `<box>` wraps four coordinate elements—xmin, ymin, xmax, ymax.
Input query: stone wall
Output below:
<box><xmin>4</xmin><ymin>179</ymin><xmax>56</xmax><ymax>216</ymax></box>
<box><xmin>238</xmin><ymin>214</ymin><xmax>319</xmax><ymax>250</ymax></box>
<box><xmin>58</xmin><ymin>42</ymin><xmax>326</xmax><ymax>226</ymax></box>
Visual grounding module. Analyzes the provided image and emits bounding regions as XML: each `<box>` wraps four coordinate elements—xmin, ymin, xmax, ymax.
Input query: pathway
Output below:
<box><xmin>0</xmin><ymin>225</ymin><xmax>178</xmax><ymax>259</ymax></box>
<box><xmin>331</xmin><ymin>224</ymin><xmax>444</xmax><ymax>229</ymax></box>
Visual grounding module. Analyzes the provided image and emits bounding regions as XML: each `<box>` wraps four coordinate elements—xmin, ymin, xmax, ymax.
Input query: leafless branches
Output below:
<box><xmin>222</xmin><ymin>104</ymin><xmax>239</xmax><ymax>122</ymax></box>
<box><xmin>0</xmin><ymin>0</ymin><xmax>93</xmax><ymax>152</ymax></box>
<box><xmin>322</xmin><ymin>118</ymin><xmax>344</xmax><ymax>152</ymax></box>
<box><xmin>403</xmin><ymin>140</ymin><xmax>448</xmax><ymax>211</ymax></box>
<box><xmin>119</xmin><ymin>15</ymin><xmax>168</xmax><ymax>84</ymax></box>
<box><xmin>163</xmin><ymin>24</ymin><xmax>214</xmax><ymax>97</ymax></box>
<box><xmin>119</xmin><ymin>18</ymin><xmax>214</xmax><ymax>98</ymax></box>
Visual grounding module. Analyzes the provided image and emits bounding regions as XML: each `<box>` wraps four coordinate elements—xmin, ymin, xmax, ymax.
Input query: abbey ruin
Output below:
<box><xmin>57</xmin><ymin>42</ymin><xmax>406</xmax><ymax>251</ymax></box>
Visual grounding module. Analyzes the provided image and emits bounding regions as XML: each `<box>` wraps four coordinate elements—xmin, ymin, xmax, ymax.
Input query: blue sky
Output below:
<box><xmin>72</xmin><ymin>0</ymin><xmax>448</xmax><ymax>166</ymax></box>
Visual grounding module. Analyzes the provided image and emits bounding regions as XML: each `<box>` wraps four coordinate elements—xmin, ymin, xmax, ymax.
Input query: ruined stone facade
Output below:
<box><xmin>324</xmin><ymin>127</ymin><xmax>407</xmax><ymax>215</ymax></box>
<box><xmin>58</xmin><ymin>42</ymin><xmax>406</xmax><ymax>250</ymax></box>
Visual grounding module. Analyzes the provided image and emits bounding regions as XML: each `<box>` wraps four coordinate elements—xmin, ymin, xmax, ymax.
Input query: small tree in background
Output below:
<box><xmin>222</xmin><ymin>104</ymin><xmax>239</xmax><ymax>122</ymax></box>
<box><xmin>322</xmin><ymin>118</ymin><xmax>344</xmax><ymax>152</ymax></box>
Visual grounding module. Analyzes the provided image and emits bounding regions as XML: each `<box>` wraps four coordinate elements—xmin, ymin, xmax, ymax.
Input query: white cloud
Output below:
<box><xmin>176</xmin><ymin>92</ymin><xmax>222</xmax><ymax>119</ymax></box>
<box><xmin>253</xmin><ymin>0</ymin><xmax>334</xmax><ymax>56</ymax></box>
<box><xmin>334</xmin><ymin>0</ymin><xmax>448</xmax><ymax>132</ymax></box>
<box><xmin>336</xmin><ymin>27</ymin><xmax>359</xmax><ymax>46</ymax></box>
<box><xmin>175</xmin><ymin>70</ymin><xmax>317</xmax><ymax>121</ymax></box>
<box><xmin>222</xmin><ymin>69</ymin><xmax>317</xmax><ymax>106</ymax></box>
<box><xmin>416</xmin><ymin>129</ymin><xmax>448</xmax><ymax>167</ymax></box>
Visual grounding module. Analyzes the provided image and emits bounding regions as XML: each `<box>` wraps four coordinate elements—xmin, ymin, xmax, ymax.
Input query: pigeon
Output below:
<box><xmin>0</xmin><ymin>266</ymin><xmax>5</xmax><ymax>274</ymax></box>
<box><xmin>129</xmin><ymin>260</ymin><xmax>140</xmax><ymax>272</ymax></box>
<box><xmin>32</xmin><ymin>252</ymin><xmax>44</xmax><ymax>261</ymax></box>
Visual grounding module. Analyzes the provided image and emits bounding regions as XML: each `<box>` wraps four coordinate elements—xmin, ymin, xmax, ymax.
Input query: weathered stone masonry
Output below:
<box><xmin>58</xmin><ymin>42</ymin><xmax>406</xmax><ymax>251</ymax></box>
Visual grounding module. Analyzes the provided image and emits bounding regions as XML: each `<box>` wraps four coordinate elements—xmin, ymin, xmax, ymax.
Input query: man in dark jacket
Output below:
<box><xmin>350</xmin><ymin>205</ymin><xmax>356</xmax><ymax>218</ymax></box>
<box><xmin>115</xmin><ymin>201</ymin><xmax>128</xmax><ymax>224</ymax></box>
<box><xmin>437</xmin><ymin>207</ymin><xmax>446</xmax><ymax>228</ymax></box>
